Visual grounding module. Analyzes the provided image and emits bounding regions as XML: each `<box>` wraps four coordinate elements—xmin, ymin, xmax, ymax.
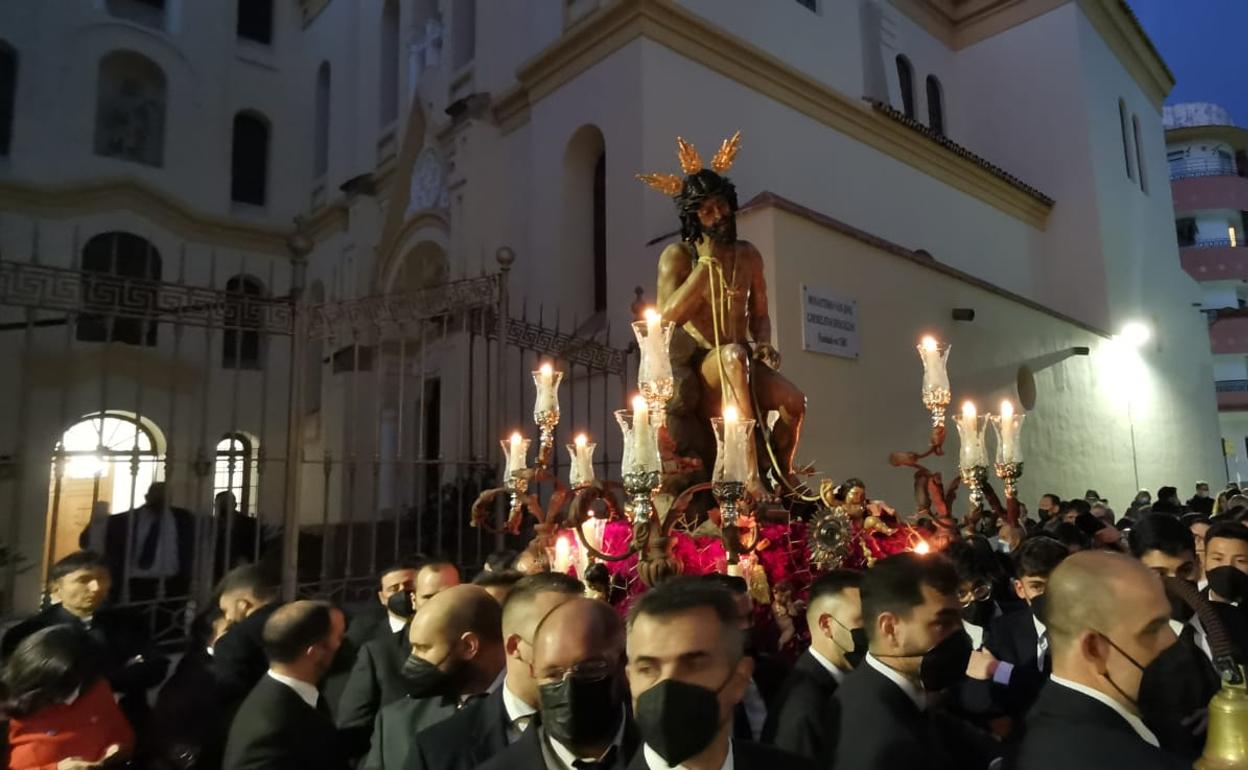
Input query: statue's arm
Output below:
<box><xmin>657</xmin><ymin>243</ymin><xmax>707</xmax><ymax>326</ymax></box>
<box><xmin>745</xmin><ymin>243</ymin><xmax>772</xmax><ymax>345</ymax></box>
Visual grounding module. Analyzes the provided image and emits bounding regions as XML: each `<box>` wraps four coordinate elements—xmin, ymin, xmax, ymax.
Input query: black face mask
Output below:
<box><xmin>386</xmin><ymin>590</ymin><xmax>415</xmax><ymax>619</ymax></box>
<box><xmin>961</xmin><ymin>600</ymin><xmax>995</xmax><ymax>629</ymax></box>
<box><xmin>918</xmin><ymin>630</ymin><xmax>973</xmax><ymax>692</ymax></box>
<box><xmin>1029</xmin><ymin>593</ymin><xmax>1048</xmax><ymax>625</ymax></box>
<box><xmin>538</xmin><ymin>674</ymin><xmax>624</xmax><ymax>750</ymax></box>
<box><xmin>1207</xmin><ymin>566</ymin><xmax>1248</xmax><ymax>604</ymax></box>
<box><xmin>1100</xmin><ymin>633</ymin><xmax>1168</xmax><ymax>711</ymax></box>
<box><xmin>828</xmin><ymin>616</ymin><xmax>867</xmax><ymax>668</ymax></box>
<box><xmin>400</xmin><ymin>653</ymin><xmax>459</xmax><ymax>699</ymax></box>
<box><xmin>635</xmin><ymin>674</ymin><xmax>731</xmax><ymax>766</ymax></box>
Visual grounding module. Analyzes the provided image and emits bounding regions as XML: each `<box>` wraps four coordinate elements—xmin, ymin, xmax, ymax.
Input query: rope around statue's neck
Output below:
<box><xmin>697</xmin><ymin>252</ymin><xmax>818</xmax><ymax>503</ymax></box>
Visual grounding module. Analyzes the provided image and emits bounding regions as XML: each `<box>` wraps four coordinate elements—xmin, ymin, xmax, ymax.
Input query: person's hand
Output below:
<box><xmin>694</xmin><ymin>234</ymin><xmax>715</xmax><ymax>262</ymax></box>
<box><xmin>754</xmin><ymin>343</ymin><xmax>781</xmax><ymax>370</ymax></box>
<box><xmin>57</xmin><ymin>745</ymin><xmax>123</xmax><ymax>770</ymax></box>
<box><xmin>966</xmin><ymin>648</ymin><xmax>1000</xmax><ymax>681</ymax></box>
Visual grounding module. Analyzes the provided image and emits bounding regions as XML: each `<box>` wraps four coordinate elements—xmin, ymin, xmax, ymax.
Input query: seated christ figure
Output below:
<box><xmin>640</xmin><ymin>134</ymin><xmax>807</xmax><ymax>492</ymax></box>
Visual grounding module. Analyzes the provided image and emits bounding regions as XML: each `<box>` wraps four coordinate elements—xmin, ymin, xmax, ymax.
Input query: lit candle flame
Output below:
<box><xmin>539</xmin><ymin>362</ymin><xmax>553</xmax><ymax>377</ymax></box>
<box><xmin>921</xmin><ymin>335</ymin><xmax>938</xmax><ymax>351</ymax></box>
<box><xmin>1000</xmin><ymin>400</ymin><xmax>1014</xmax><ymax>419</ymax></box>
<box><xmin>510</xmin><ymin>431</ymin><xmax>523</xmax><ymax>444</ymax></box>
<box><xmin>644</xmin><ymin>307</ymin><xmax>661</xmax><ymax>323</ymax></box>
<box><xmin>961</xmin><ymin>401</ymin><xmax>977</xmax><ymax>418</ymax></box>
<box><xmin>555</xmin><ymin>536</ymin><xmax>571</xmax><ymax>568</ymax></box>
<box><xmin>723</xmin><ymin>404</ymin><xmax>739</xmax><ymax>423</ymax></box>
<box><xmin>575</xmin><ymin>433</ymin><xmax>588</xmax><ymax>448</ymax></box>
<box><xmin>914</xmin><ymin>540</ymin><xmax>931</xmax><ymax>555</ymax></box>
<box><xmin>632</xmin><ymin>394</ymin><xmax>647</xmax><ymax>413</ymax></box>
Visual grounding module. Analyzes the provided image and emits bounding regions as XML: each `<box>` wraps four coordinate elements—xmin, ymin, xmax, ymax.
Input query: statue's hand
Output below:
<box><xmin>694</xmin><ymin>234</ymin><xmax>716</xmax><ymax>262</ymax></box>
<box><xmin>755</xmin><ymin>343</ymin><xmax>781</xmax><ymax>370</ymax></box>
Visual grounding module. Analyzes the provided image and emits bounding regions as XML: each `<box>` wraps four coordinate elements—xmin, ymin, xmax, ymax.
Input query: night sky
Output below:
<box><xmin>1126</xmin><ymin>0</ymin><xmax>1248</xmax><ymax>126</ymax></box>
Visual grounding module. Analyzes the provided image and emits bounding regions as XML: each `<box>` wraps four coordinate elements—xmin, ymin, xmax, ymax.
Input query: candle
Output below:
<box><xmin>991</xmin><ymin>400</ymin><xmax>1025</xmax><ymax>465</ymax></box>
<box><xmin>554</xmin><ymin>535</ymin><xmax>572</xmax><ymax>574</ymax></box>
<box><xmin>631</xmin><ymin>395</ymin><xmax>658</xmax><ymax>472</ymax></box>
<box><xmin>642</xmin><ymin>308</ymin><xmax>673</xmax><ymax>382</ymax></box>
<box><xmin>955</xmin><ymin>401</ymin><xmax>987</xmax><ymax>468</ymax></box>
<box><xmin>918</xmin><ymin>336</ymin><xmax>950</xmax><ymax>394</ymax></box>
<box><xmin>567</xmin><ymin>433</ymin><xmax>596</xmax><ymax>487</ymax></box>
<box><xmin>535</xmin><ymin>363</ymin><xmax>558</xmax><ymax>415</ymax></box>
<box><xmin>507</xmin><ymin>431</ymin><xmax>527</xmax><ymax>476</ymax></box>
<box><xmin>722</xmin><ymin>405</ymin><xmax>744</xmax><ymax>482</ymax></box>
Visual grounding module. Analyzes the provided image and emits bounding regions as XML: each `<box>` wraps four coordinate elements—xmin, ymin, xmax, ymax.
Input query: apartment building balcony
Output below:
<box><xmin>1210</xmin><ymin>309</ymin><xmax>1248</xmax><ymax>358</ymax></box>
<box><xmin>1172</xmin><ymin>169</ymin><xmax>1248</xmax><ymax>212</ymax></box>
<box><xmin>1216</xmin><ymin>379</ymin><xmax>1248</xmax><ymax>410</ymax></box>
<box><xmin>1180</xmin><ymin>241</ymin><xmax>1248</xmax><ymax>281</ymax></box>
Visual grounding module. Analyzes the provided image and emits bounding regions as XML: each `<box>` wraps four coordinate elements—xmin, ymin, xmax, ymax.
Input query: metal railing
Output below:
<box><xmin>1216</xmin><ymin>380</ymin><xmax>1248</xmax><ymax>393</ymax></box>
<box><xmin>1183</xmin><ymin>238</ymin><xmax>1244</xmax><ymax>250</ymax></box>
<box><xmin>1170</xmin><ymin>158</ymin><xmax>1239</xmax><ymax>181</ymax></box>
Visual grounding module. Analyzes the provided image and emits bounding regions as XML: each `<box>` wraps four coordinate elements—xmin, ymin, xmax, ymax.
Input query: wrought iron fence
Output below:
<box><xmin>1169</xmin><ymin>158</ymin><xmax>1239</xmax><ymax>180</ymax></box>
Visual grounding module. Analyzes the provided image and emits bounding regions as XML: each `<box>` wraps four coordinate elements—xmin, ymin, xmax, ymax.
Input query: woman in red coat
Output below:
<box><xmin>3</xmin><ymin>624</ymin><xmax>134</xmax><ymax>770</ymax></box>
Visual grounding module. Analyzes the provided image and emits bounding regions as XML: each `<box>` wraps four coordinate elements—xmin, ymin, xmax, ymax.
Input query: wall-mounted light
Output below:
<box><xmin>1119</xmin><ymin>321</ymin><xmax>1152</xmax><ymax>349</ymax></box>
<box><xmin>952</xmin><ymin>308</ymin><xmax>975</xmax><ymax>322</ymax></box>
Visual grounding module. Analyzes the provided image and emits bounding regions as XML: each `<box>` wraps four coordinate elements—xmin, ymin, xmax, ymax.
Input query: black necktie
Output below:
<box><xmin>137</xmin><ymin>509</ymin><xmax>162</xmax><ymax>569</ymax></box>
<box><xmin>572</xmin><ymin>745</ymin><xmax>618</xmax><ymax>770</ymax></box>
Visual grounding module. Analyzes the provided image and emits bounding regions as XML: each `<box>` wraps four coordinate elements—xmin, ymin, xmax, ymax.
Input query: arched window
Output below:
<box><xmin>926</xmin><ymin>75</ymin><xmax>944</xmax><ymax>136</ymax></box>
<box><xmin>452</xmin><ymin>0</ymin><xmax>476</xmax><ymax>70</ymax></box>
<box><xmin>51</xmin><ymin>413</ymin><xmax>164</xmax><ymax>563</ymax></box>
<box><xmin>895</xmin><ymin>55</ymin><xmax>915</xmax><ymax>120</ymax></box>
<box><xmin>94</xmin><ymin>51</ymin><xmax>166</xmax><ymax>167</ymax></box>
<box><xmin>230</xmin><ymin>111</ymin><xmax>269</xmax><ymax>205</ymax></box>
<box><xmin>223</xmin><ymin>274</ymin><xmax>264</xmax><ymax>369</ymax></box>
<box><xmin>0</xmin><ymin>41</ymin><xmax>16</xmax><ymax>157</ymax></box>
<box><xmin>1133</xmin><ymin>114</ymin><xmax>1148</xmax><ymax>194</ymax></box>
<box><xmin>593</xmin><ymin>151</ymin><xmax>607</xmax><ymax>312</ymax></box>
<box><xmin>1119</xmin><ymin>99</ymin><xmax>1134</xmax><ymax>180</ymax></box>
<box><xmin>78</xmin><ymin>231</ymin><xmax>161</xmax><ymax>346</ymax></box>
<box><xmin>106</xmin><ymin>0</ymin><xmax>167</xmax><ymax>31</ymax></box>
<box><xmin>379</xmin><ymin>0</ymin><xmax>400</xmax><ymax>127</ymax></box>
<box><xmin>314</xmin><ymin>62</ymin><xmax>331</xmax><ymax>178</ymax></box>
<box><xmin>237</xmin><ymin>0</ymin><xmax>273</xmax><ymax>44</ymax></box>
<box><xmin>214</xmin><ymin>433</ymin><xmax>258</xmax><ymax>517</ymax></box>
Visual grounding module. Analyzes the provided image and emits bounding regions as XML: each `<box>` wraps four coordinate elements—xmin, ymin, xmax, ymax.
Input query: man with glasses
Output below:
<box><xmin>405</xmin><ymin>572</ymin><xmax>584</xmax><ymax>770</ymax></box>
<box><xmin>478</xmin><ymin>597</ymin><xmax>637</xmax><ymax>770</ymax></box>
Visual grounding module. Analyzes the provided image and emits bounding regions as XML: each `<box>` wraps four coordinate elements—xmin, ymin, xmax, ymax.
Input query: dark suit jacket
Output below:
<box><xmin>829</xmin><ymin>660</ymin><xmax>998</xmax><ymax>770</ymax></box>
<box><xmin>1004</xmin><ymin>681</ymin><xmax>1189</xmax><ymax>770</ymax></box>
<box><xmin>1</xmin><ymin>604</ymin><xmax>168</xmax><ymax>731</ymax></box>
<box><xmin>624</xmin><ymin>739</ymin><xmax>814</xmax><ymax>770</ymax></box>
<box><xmin>477</xmin><ymin>715</ymin><xmax>640</xmax><ymax>770</ymax></box>
<box><xmin>759</xmin><ymin>650</ymin><xmax>840</xmax><ymax>760</ymax></box>
<box><xmin>337</xmin><ymin>617</ymin><xmax>410</xmax><ymax>746</ymax></box>
<box><xmin>984</xmin><ymin>608</ymin><xmax>1050</xmax><ymax>718</ymax></box>
<box><xmin>81</xmin><ymin>504</ymin><xmax>197</xmax><ymax>601</ymax></box>
<box><xmin>148</xmin><ymin>644</ymin><xmax>224</xmax><ymax>770</ymax></box>
<box><xmin>222</xmin><ymin>675</ymin><xmax>349</xmax><ymax>770</ymax></box>
<box><xmin>405</xmin><ymin>686</ymin><xmax>514</xmax><ymax>770</ymax></box>
<box><xmin>214</xmin><ymin>602</ymin><xmax>283</xmax><ymax>709</ymax></box>
<box><xmin>361</xmin><ymin>694</ymin><xmax>460</xmax><ymax>770</ymax></box>
<box><xmin>1138</xmin><ymin>628</ymin><xmax>1221</xmax><ymax>760</ymax></box>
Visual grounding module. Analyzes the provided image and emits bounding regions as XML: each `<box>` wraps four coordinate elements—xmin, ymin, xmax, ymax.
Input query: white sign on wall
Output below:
<box><xmin>801</xmin><ymin>285</ymin><xmax>859</xmax><ymax>359</ymax></box>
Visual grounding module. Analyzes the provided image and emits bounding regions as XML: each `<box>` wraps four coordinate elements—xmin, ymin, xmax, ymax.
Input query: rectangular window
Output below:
<box><xmin>237</xmin><ymin>0</ymin><xmax>274</xmax><ymax>45</ymax></box>
<box><xmin>1176</xmin><ymin>218</ymin><xmax>1196</xmax><ymax>247</ymax></box>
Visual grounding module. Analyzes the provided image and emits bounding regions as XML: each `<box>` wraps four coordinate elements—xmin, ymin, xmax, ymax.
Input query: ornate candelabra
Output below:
<box><xmin>532</xmin><ymin>363</ymin><xmax>563</xmax><ymax>469</ymax></box>
<box><xmin>711</xmin><ymin>406</ymin><xmax>756</xmax><ymax>569</ymax></box>
<box><xmin>917</xmin><ymin>336</ymin><xmax>952</xmax><ymax>429</ymax></box>
<box><xmin>990</xmin><ymin>399</ymin><xmax>1026</xmax><ymax>524</ymax></box>
<box><xmin>954</xmin><ymin>401</ymin><xmax>990</xmax><ymax>514</ymax></box>
<box><xmin>633</xmin><ymin>309</ymin><xmax>676</xmax><ymax>426</ymax></box>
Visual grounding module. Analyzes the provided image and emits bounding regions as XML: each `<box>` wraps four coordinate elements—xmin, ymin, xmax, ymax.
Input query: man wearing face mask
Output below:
<box><xmin>761</xmin><ymin>570</ymin><xmax>862</xmax><ymax>761</ymax></box>
<box><xmin>478</xmin><ymin>596</ymin><xmax>637</xmax><ymax>770</ymax></box>
<box><xmin>829</xmin><ymin>553</ymin><xmax>998</xmax><ymax>770</ymax></box>
<box><xmin>1005</xmin><ymin>552</ymin><xmax>1188</xmax><ymax>769</ymax></box>
<box><xmin>1199</xmin><ymin>522</ymin><xmax>1248</xmax><ymax>662</ymax></box>
<box><xmin>405</xmin><ymin>572</ymin><xmax>585</xmax><ymax>770</ymax></box>
<box><xmin>362</xmin><ymin>585</ymin><xmax>505</xmax><ymax>770</ymax></box>
<box><xmin>624</xmin><ymin>577</ymin><xmax>811</xmax><ymax>770</ymax></box>
<box><xmin>336</xmin><ymin>562</ymin><xmax>420</xmax><ymax>756</ymax></box>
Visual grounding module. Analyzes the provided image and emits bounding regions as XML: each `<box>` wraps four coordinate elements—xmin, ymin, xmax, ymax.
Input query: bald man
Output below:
<box><xmin>479</xmin><ymin>597</ymin><xmax>636</xmax><ymax>770</ymax></box>
<box><xmin>361</xmin><ymin>585</ymin><xmax>504</xmax><ymax>770</ymax></box>
<box><xmin>1005</xmin><ymin>552</ymin><xmax>1188</xmax><ymax>770</ymax></box>
<box><xmin>405</xmin><ymin>572</ymin><xmax>585</xmax><ymax>770</ymax></box>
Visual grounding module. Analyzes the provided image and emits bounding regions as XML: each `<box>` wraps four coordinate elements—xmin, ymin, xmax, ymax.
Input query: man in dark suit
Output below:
<box><xmin>222</xmin><ymin>600</ymin><xmax>349</xmax><ymax>770</ymax></box>
<box><xmin>405</xmin><ymin>572</ymin><xmax>585</xmax><ymax>770</ymax></box>
<box><xmin>0</xmin><ymin>551</ymin><xmax>168</xmax><ymax>734</ymax></box>
<box><xmin>761</xmin><ymin>570</ymin><xmax>862</xmax><ymax>760</ymax></box>
<box><xmin>213</xmin><ymin>564</ymin><xmax>284</xmax><ymax>709</ymax></box>
<box><xmin>362</xmin><ymin>585</ymin><xmax>505</xmax><ymax>770</ymax></box>
<box><xmin>336</xmin><ymin>561</ymin><xmax>420</xmax><ymax>755</ymax></box>
<box><xmin>829</xmin><ymin>553</ymin><xmax>998</xmax><ymax>770</ymax></box>
<box><xmin>79</xmin><ymin>481</ymin><xmax>196</xmax><ymax>602</ymax></box>
<box><xmin>480</xmin><ymin>596</ymin><xmax>640</xmax><ymax>770</ymax></box>
<box><xmin>623</xmin><ymin>578</ymin><xmax>813</xmax><ymax>770</ymax></box>
<box><xmin>1005</xmin><ymin>551</ymin><xmax>1189</xmax><ymax>769</ymax></box>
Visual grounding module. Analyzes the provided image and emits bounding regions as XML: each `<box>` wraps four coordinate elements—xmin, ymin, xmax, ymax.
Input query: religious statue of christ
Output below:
<box><xmin>640</xmin><ymin>134</ymin><xmax>807</xmax><ymax>492</ymax></box>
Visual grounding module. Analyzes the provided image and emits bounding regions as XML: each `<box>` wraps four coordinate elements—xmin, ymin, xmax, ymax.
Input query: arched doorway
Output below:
<box><xmin>48</xmin><ymin>413</ymin><xmax>165</xmax><ymax>566</ymax></box>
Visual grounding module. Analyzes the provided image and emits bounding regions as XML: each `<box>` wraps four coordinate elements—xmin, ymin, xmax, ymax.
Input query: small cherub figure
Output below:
<box><xmin>772</xmin><ymin>580</ymin><xmax>797</xmax><ymax>650</ymax></box>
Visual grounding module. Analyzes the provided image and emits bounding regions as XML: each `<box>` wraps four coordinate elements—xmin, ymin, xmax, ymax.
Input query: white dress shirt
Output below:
<box><xmin>642</xmin><ymin>741</ymin><xmax>735</xmax><ymax>770</ymax></box>
<box><xmin>387</xmin><ymin>613</ymin><xmax>407</xmax><ymax>634</ymax></box>
<box><xmin>807</xmin><ymin>646</ymin><xmax>848</xmax><ymax>685</ymax></box>
<box><xmin>1049</xmin><ymin>675</ymin><xmax>1160</xmax><ymax>747</ymax></box>
<box><xmin>864</xmin><ymin>652</ymin><xmax>924</xmax><ymax>710</ymax></box>
<box><xmin>267</xmin><ymin>669</ymin><xmax>320</xmax><ymax>709</ymax></box>
<box><xmin>501</xmin><ymin>681</ymin><xmax>537</xmax><ymax>743</ymax></box>
<box><xmin>543</xmin><ymin>707</ymin><xmax>627</xmax><ymax>770</ymax></box>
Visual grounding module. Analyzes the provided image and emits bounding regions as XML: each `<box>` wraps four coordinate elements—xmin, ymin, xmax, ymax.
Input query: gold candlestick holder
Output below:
<box><xmin>534</xmin><ymin>409</ymin><xmax>559</xmax><ymax>470</ymax></box>
<box><xmin>640</xmin><ymin>377</ymin><xmax>674</xmax><ymax>428</ymax></box>
<box><xmin>922</xmin><ymin>388</ymin><xmax>951</xmax><ymax>428</ymax></box>
<box><xmin>994</xmin><ymin>461</ymin><xmax>1023</xmax><ymax>500</ymax></box>
<box><xmin>959</xmin><ymin>464</ymin><xmax>987</xmax><ymax>511</ymax></box>
<box><xmin>622</xmin><ymin>469</ymin><xmax>662</xmax><ymax>523</ymax></box>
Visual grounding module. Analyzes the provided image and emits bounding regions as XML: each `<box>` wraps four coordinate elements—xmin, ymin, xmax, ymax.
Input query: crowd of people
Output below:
<box><xmin>1</xmin><ymin>479</ymin><xmax>1247</xmax><ymax>770</ymax></box>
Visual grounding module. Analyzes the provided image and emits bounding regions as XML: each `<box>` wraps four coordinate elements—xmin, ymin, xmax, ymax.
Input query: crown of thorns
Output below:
<box><xmin>636</xmin><ymin>131</ymin><xmax>742</xmax><ymax>196</ymax></box>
